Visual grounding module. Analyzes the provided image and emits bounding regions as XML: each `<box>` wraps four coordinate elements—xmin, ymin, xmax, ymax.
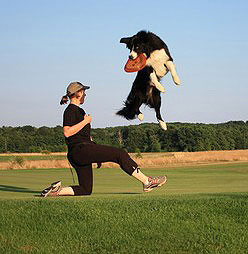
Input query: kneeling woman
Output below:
<box><xmin>41</xmin><ymin>82</ymin><xmax>167</xmax><ymax>197</ymax></box>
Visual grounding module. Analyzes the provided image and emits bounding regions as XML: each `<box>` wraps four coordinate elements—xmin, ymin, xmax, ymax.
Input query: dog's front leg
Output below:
<box><xmin>165</xmin><ymin>61</ymin><xmax>180</xmax><ymax>85</ymax></box>
<box><xmin>150</xmin><ymin>71</ymin><xmax>165</xmax><ymax>93</ymax></box>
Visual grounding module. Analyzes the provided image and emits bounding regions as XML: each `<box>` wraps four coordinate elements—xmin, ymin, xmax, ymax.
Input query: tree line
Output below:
<box><xmin>0</xmin><ymin>121</ymin><xmax>247</xmax><ymax>153</ymax></box>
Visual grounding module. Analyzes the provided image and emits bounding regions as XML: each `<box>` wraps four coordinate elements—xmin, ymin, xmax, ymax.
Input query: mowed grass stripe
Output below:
<box><xmin>0</xmin><ymin>163</ymin><xmax>248</xmax><ymax>199</ymax></box>
<box><xmin>0</xmin><ymin>194</ymin><xmax>247</xmax><ymax>253</ymax></box>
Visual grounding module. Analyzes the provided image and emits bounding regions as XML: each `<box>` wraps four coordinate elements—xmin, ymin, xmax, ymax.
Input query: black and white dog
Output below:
<box><xmin>117</xmin><ymin>30</ymin><xmax>180</xmax><ymax>130</ymax></box>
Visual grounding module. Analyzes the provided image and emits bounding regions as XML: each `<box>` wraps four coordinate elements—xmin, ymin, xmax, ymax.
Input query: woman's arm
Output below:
<box><xmin>64</xmin><ymin>114</ymin><xmax>92</xmax><ymax>138</ymax></box>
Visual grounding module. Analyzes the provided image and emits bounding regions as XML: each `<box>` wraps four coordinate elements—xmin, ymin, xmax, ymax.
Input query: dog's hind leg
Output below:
<box><xmin>165</xmin><ymin>60</ymin><xmax>180</xmax><ymax>85</ymax></box>
<box><xmin>150</xmin><ymin>71</ymin><xmax>165</xmax><ymax>93</ymax></box>
<box><xmin>152</xmin><ymin>91</ymin><xmax>167</xmax><ymax>131</ymax></box>
<box><xmin>158</xmin><ymin>119</ymin><xmax>167</xmax><ymax>131</ymax></box>
<box><xmin>133</xmin><ymin>97</ymin><xmax>145</xmax><ymax>121</ymax></box>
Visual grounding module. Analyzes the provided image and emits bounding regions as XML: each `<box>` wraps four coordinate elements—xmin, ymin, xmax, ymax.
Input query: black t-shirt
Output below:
<box><xmin>63</xmin><ymin>104</ymin><xmax>91</xmax><ymax>147</ymax></box>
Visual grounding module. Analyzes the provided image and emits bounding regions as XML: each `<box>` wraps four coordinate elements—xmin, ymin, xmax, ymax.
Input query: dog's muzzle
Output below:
<box><xmin>129</xmin><ymin>51</ymin><xmax>138</xmax><ymax>60</ymax></box>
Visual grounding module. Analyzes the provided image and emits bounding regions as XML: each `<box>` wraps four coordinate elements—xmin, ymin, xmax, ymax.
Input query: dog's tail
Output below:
<box><xmin>116</xmin><ymin>100</ymin><xmax>137</xmax><ymax>120</ymax></box>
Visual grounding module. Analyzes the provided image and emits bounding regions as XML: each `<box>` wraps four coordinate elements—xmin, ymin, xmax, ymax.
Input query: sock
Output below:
<box><xmin>132</xmin><ymin>168</ymin><xmax>149</xmax><ymax>184</ymax></box>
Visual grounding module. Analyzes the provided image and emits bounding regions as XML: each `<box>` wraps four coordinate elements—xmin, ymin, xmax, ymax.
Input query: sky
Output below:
<box><xmin>0</xmin><ymin>0</ymin><xmax>247</xmax><ymax>128</ymax></box>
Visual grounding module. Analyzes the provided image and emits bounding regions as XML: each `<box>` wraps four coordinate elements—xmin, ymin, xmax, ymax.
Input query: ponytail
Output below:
<box><xmin>60</xmin><ymin>90</ymin><xmax>80</xmax><ymax>105</ymax></box>
<box><xmin>60</xmin><ymin>95</ymin><xmax>69</xmax><ymax>105</ymax></box>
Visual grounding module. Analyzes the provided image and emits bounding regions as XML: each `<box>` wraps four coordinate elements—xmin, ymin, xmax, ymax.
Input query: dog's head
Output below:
<box><xmin>120</xmin><ymin>30</ymin><xmax>152</xmax><ymax>60</ymax></box>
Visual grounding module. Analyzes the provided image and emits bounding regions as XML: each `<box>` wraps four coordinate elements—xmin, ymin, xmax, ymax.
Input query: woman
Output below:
<box><xmin>41</xmin><ymin>81</ymin><xmax>167</xmax><ymax>197</ymax></box>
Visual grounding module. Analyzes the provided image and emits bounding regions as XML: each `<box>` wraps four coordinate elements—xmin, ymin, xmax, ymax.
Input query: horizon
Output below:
<box><xmin>1</xmin><ymin>119</ymin><xmax>247</xmax><ymax>129</ymax></box>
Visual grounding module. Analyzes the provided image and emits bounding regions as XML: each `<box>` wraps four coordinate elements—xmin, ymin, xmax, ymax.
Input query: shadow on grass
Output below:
<box><xmin>32</xmin><ymin>193</ymin><xmax>141</xmax><ymax>199</ymax></box>
<box><xmin>0</xmin><ymin>185</ymin><xmax>40</xmax><ymax>194</ymax></box>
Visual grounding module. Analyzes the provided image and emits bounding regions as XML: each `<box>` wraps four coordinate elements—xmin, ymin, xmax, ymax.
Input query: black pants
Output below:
<box><xmin>67</xmin><ymin>143</ymin><xmax>138</xmax><ymax>195</ymax></box>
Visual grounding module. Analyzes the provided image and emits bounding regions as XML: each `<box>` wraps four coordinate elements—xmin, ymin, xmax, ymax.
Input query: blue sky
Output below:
<box><xmin>0</xmin><ymin>0</ymin><xmax>247</xmax><ymax>128</ymax></box>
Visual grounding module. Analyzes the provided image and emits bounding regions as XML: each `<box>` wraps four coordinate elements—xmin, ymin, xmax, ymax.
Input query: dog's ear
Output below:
<box><xmin>120</xmin><ymin>37</ymin><xmax>131</xmax><ymax>44</ymax></box>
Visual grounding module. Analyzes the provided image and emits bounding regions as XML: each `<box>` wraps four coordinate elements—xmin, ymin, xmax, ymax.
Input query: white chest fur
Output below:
<box><xmin>146</xmin><ymin>49</ymin><xmax>170</xmax><ymax>77</ymax></box>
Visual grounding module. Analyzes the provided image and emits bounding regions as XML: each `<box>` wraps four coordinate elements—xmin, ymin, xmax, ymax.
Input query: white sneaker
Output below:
<box><xmin>41</xmin><ymin>181</ymin><xmax>62</xmax><ymax>197</ymax></box>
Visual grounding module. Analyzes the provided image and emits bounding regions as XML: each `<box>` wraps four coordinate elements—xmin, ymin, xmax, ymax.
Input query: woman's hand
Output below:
<box><xmin>64</xmin><ymin>114</ymin><xmax>92</xmax><ymax>138</ymax></box>
<box><xmin>84</xmin><ymin>114</ymin><xmax>92</xmax><ymax>124</ymax></box>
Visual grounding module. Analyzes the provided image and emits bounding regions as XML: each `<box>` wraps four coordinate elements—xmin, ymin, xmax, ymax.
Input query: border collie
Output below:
<box><xmin>116</xmin><ymin>30</ymin><xmax>180</xmax><ymax>130</ymax></box>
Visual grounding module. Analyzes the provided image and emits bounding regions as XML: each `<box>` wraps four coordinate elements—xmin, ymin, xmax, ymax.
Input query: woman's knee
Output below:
<box><xmin>79</xmin><ymin>190</ymin><xmax>92</xmax><ymax>196</ymax></box>
<box><xmin>77</xmin><ymin>189</ymin><xmax>92</xmax><ymax>196</ymax></box>
<box><xmin>71</xmin><ymin>185</ymin><xmax>92</xmax><ymax>196</ymax></box>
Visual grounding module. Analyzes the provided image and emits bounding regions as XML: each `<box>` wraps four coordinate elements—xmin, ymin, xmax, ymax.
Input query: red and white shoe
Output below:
<box><xmin>143</xmin><ymin>176</ymin><xmax>167</xmax><ymax>192</ymax></box>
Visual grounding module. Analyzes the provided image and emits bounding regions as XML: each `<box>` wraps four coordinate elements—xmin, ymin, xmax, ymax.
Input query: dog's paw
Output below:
<box><xmin>154</xmin><ymin>83</ymin><xmax>166</xmax><ymax>93</ymax></box>
<box><xmin>173</xmin><ymin>75</ymin><xmax>181</xmax><ymax>85</ymax></box>
<box><xmin>137</xmin><ymin>113</ymin><xmax>144</xmax><ymax>121</ymax></box>
<box><xmin>158</xmin><ymin>120</ymin><xmax>167</xmax><ymax>131</ymax></box>
<box><xmin>165</xmin><ymin>61</ymin><xmax>181</xmax><ymax>85</ymax></box>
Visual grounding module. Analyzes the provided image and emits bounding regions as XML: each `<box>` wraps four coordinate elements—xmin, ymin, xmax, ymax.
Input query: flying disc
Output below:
<box><xmin>124</xmin><ymin>53</ymin><xmax>146</xmax><ymax>72</ymax></box>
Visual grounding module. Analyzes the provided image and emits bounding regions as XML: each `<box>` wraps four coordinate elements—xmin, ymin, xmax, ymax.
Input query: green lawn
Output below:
<box><xmin>0</xmin><ymin>163</ymin><xmax>248</xmax><ymax>253</ymax></box>
<box><xmin>0</xmin><ymin>162</ymin><xmax>248</xmax><ymax>199</ymax></box>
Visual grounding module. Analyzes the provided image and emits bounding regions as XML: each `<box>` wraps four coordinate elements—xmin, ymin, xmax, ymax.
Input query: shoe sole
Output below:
<box><xmin>41</xmin><ymin>181</ymin><xmax>61</xmax><ymax>198</ymax></box>
<box><xmin>144</xmin><ymin>176</ymin><xmax>167</xmax><ymax>193</ymax></box>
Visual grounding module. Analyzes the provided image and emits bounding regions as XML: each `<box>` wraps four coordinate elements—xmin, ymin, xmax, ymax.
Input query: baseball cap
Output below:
<box><xmin>66</xmin><ymin>81</ymin><xmax>90</xmax><ymax>96</ymax></box>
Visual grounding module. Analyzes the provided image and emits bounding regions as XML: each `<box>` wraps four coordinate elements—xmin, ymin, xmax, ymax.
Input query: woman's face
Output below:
<box><xmin>79</xmin><ymin>89</ymin><xmax>86</xmax><ymax>104</ymax></box>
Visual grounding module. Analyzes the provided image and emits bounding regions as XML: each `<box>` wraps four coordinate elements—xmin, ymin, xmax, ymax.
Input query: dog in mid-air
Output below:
<box><xmin>116</xmin><ymin>30</ymin><xmax>180</xmax><ymax>130</ymax></box>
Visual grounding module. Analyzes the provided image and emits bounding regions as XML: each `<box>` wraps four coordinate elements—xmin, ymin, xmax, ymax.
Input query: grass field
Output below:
<box><xmin>0</xmin><ymin>163</ymin><xmax>248</xmax><ymax>253</ymax></box>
